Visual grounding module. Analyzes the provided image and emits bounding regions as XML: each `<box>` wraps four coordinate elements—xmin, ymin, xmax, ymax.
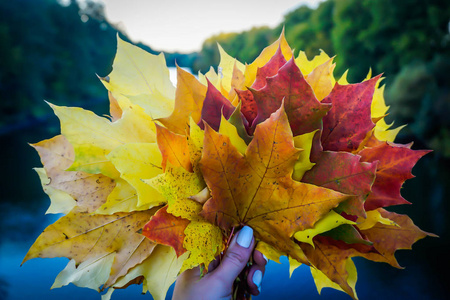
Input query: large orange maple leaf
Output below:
<box><xmin>199</xmin><ymin>105</ymin><xmax>352</xmax><ymax>263</ymax></box>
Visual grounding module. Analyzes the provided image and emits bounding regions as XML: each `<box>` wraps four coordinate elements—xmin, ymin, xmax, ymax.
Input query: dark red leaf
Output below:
<box><xmin>321</xmin><ymin>76</ymin><xmax>381</xmax><ymax>152</ymax></box>
<box><xmin>200</xmin><ymin>79</ymin><xmax>235</xmax><ymax>131</ymax></box>
<box><xmin>250</xmin><ymin>58</ymin><xmax>331</xmax><ymax>136</ymax></box>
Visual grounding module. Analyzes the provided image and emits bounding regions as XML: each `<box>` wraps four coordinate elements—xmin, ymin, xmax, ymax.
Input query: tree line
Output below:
<box><xmin>1</xmin><ymin>0</ymin><xmax>449</xmax><ymax>157</ymax></box>
<box><xmin>193</xmin><ymin>0</ymin><xmax>450</xmax><ymax>157</ymax></box>
<box><xmin>0</xmin><ymin>0</ymin><xmax>195</xmax><ymax>132</ymax></box>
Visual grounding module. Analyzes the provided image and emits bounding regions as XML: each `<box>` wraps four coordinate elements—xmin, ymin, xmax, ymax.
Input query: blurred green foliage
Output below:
<box><xmin>0</xmin><ymin>0</ymin><xmax>195</xmax><ymax>133</ymax></box>
<box><xmin>192</xmin><ymin>0</ymin><xmax>450</xmax><ymax>157</ymax></box>
<box><xmin>0</xmin><ymin>0</ymin><xmax>117</xmax><ymax>129</ymax></box>
<box><xmin>1</xmin><ymin>0</ymin><xmax>449</xmax><ymax>157</ymax></box>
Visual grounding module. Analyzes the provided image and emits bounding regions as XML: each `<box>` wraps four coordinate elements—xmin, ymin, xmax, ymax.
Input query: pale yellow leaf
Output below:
<box><xmin>50</xmin><ymin>102</ymin><xmax>156</xmax><ymax>178</ymax></box>
<box><xmin>310</xmin><ymin>258</ymin><xmax>358</xmax><ymax>299</ymax></box>
<box><xmin>357</xmin><ymin>209</ymin><xmax>400</xmax><ymax>231</ymax></box>
<box><xmin>255</xmin><ymin>241</ymin><xmax>283</xmax><ymax>263</ymax></box>
<box><xmin>102</xmin><ymin>36</ymin><xmax>175</xmax><ymax>119</ymax></box>
<box><xmin>218</xmin><ymin>114</ymin><xmax>248</xmax><ymax>155</ymax></box>
<box><xmin>198</xmin><ymin>66</ymin><xmax>221</xmax><ymax>90</ymax></box>
<box><xmin>218</xmin><ymin>44</ymin><xmax>245</xmax><ymax>94</ymax></box>
<box><xmin>68</xmin><ymin>144</ymin><xmax>120</xmax><ymax>179</ymax></box>
<box><xmin>289</xmin><ymin>257</ymin><xmax>302</xmax><ymax>278</ymax></box>
<box><xmin>51</xmin><ymin>103</ymin><xmax>156</xmax><ymax>150</ymax></box>
<box><xmin>51</xmin><ymin>254</ymin><xmax>115</xmax><ymax>291</ymax></box>
<box><xmin>292</xmin><ymin>130</ymin><xmax>317</xmax><ymax>181</ymax></box>
<box><xmin>126</xmin><ymin>91</ymin><xmax>174</xmax><ymax>120</ymax></box>
<box><xmin>374</xmin><ymin>123</ymin><xmax>406</xmax><ymax>142</ymax></box>
<box><xmin>371</xmin><ymin>84</ymin><xmax>389</xmax><ymax>119</ymax></box>
<box><xmin>294</xmin><ymin>211</ymin><xmax>355</xmax><ymax>247</ymax></box>
<box><xmin>109</xmin><ymin>245</ymin><xmax>188</xmax><ymax>300</ymax></box>
<box><xmin>295</xmin><ymin>49</ymin><xmax>331</xmax><ymax>76</ymax></box>
<box><xmin>107</xmin><ymin>143</ymin><xmax>164</xmax><ymax>207</ymax></box>
<box><xmin>338</xmin><ymin>70</ymin><xmax>349</xmax><ymax>85</ymax></box>
<box><xmin>95</xmin><ymin>178</ymin><xmax>152</xmax><ymax>214</ymax></box>
<box><xmin>306</xmin><ymin>57</ymin><xmax>336</xmax><ymax>101</ymax></box>
<box><xmin>35</xmin><ymin>167</ymin><xmax>77</xmax><ymax>214</ymax></box>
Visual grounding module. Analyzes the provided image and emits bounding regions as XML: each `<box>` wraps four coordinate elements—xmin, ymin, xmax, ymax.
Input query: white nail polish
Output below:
<box><xmin>253</xmin><ymin>269</ymin><xmax>262</xmax><ymax>292</ymax></box>
<box><xmin>262</xmin><ymin>253</ymin><xmax>269</xmax><ymax>263</ymax></box>
<box><xmin>236</xmin><ymin>226</ymin><xmax>253</xmax><ymax>248</ymax></box>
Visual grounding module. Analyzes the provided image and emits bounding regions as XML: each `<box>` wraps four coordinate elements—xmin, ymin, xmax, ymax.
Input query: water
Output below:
<box><xmin>1</xmin><ymin>68</ymin><xmax>448</xmax><ymax>300</ymax></box>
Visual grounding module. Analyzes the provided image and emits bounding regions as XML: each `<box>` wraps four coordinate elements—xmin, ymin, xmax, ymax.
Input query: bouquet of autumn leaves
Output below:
<box><xmin>23</xmin><ymin>32</ymin><xmax>435</xmax><ymax>300</ymax></box>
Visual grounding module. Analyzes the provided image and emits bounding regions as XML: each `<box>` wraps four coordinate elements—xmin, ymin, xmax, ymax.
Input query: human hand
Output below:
<box><xmin>172</xmin><ymin>226</ymin><xmax>267</xmax><ymax>300</ymax></box>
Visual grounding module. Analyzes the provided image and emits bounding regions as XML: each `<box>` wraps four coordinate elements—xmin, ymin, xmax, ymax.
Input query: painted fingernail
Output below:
<box><xmin>253</xmin><ymin>269</ymin><xmax>262</xmax><ymax>292</ymax></box>
<box><xmin>262</xmin><ymin>253</ymin><xmax>268</xmax><ymax>263</ymax></box>
<box><xmin>236</xmin><ymin>226</ymin><xmax>253</xmax><ymax>248</ymax></box>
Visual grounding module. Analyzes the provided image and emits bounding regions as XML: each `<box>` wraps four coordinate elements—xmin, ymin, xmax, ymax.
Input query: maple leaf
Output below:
<box><xmin>300</xmin><ymin>236</ymin><xmax>360</xmax><ymax>299</ymax></box>
<box><xmin>96</xmin><ymin>178</ymin><xmax>151</xmax><ymax>215</ymax></box>
<box><xmin>321</xmin><ymin>75</ymin><xmax>381</xmax><ymax>152</ymax></box>
<box><xmin>243</xmin><ymin>29</ymin><xmax>293</xmax><ymax>88</ymax></box>
<box><xmin>200</xmin><ymin>80</ymin><xmax>236</xmax><ymax>131</ymax></box>
<box><xmin>142</xmin><ymin>205</ymin><xmax>189</xmax><ymax>257</ymax></box>
<box><xmin>155</xmin><ymin>123</ymin><xmax>192</xmax><ymax>172</ymax></box>
<box><xmin>32</xmin><ymin>135</ymin><xmax>116</xmax><ymax>213</ymax></box>
<box><xmin>249</xmin><ymin>58</ymin><xmax>331</xmax><ymax>136</ymax></box>
<box><xmin>299</xmin><ymin>208</ymin><xmax>435</xmax><ymax>299</ymax></box>
<box><xmin>143</xmin><ymin>164</ymin><xmax>223</xmax><ymax>272</ymax></box>
<box><xmin>25</xmin><ymin>31</ymin><xmax>436</xmax><ymax>300</ymax></box>
<box><xmin>50</xmin><ymin>101</ymin><xmax>157</xmax><ymax>179</ymax></box>
<box><xmin>358</xmin><ymin>142</ymin><xmax>431</xmax><ymax>210</ymax></box>
<box><xmin>238</xmin><ymin>46</ymin><xmax>287</xmax><ymax>126</ymax></box>
<box><xmin>200</xmin><ymin>105</ymin><xmax>351</xmax><ymax>263</ymax></box>
<box><xmin>292</xmin><ymin>130</ymin><xmax>317</xmax><ymax>181</ymax></box>
<box><xmin>252</xmin><ymin>46</ymin><xmax>287</xmax><ymax>90</ymax></box>
<box><xmin>22</xmin><ymin>206</ymin><xmax>157</xmax><ymax>289</ymax></box>
<box><xmin>159</xmin><ymin>66</ymin><xmax>207</xmax><ymax>135</ymax></box>
<box><xmin>107</xmin><ymin>143</ymin><xmax>164</xmax><ymax>208</ymax></box>
<box><xmin>295</xmin><ymin>49</ymin><xmax>331</xmax><ymax>76</ymax></box>
<box><xmin>217</xmin><ymin>44</ymin><xmax>246</xmax><ymax>95</ymax></box>
<box><xmin>305</xmin><ymin>57</ymin><xmax>336</xmax><ymax>101</ymax></box>
<box><xmin>101</xmin><ymin>36</ymin><xmax>175</xmax><ymax>120</ymax></box>
<box><xmin>218</xmin><ymin>110</ymin><xmax>249</xmax><ymax>155</ymax></box>
<box><xmin>357</xmin><ymin>209</ymin><xmax>437</xmax><ymax>268</ymax></box>
<box><xmin>302</xmin><ymin>151</ymin><xmax>377</xmax><ymax>218</ymax></box>
<box><xmin>294</xmin><ymin>210</ymin><xmax>356</xmax><ymax>246</ymax></box>
<box><xmin>105</xmin><ymin>245</ymin><xmax>188</xmax><ymax>300</ymax></box>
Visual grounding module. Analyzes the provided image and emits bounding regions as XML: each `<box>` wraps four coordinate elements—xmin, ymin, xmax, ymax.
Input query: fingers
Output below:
<box><xmin>210</xmin><ymin>226</ymin><xmax>255</xmax><ymax>285</ymax></box>
<box><xmin>247</xmin><ymin>249</ymin><xmax>267</xmax><ymax>295</ymax></box>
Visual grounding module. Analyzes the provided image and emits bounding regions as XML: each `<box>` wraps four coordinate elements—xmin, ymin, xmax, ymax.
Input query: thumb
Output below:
<box><xmin>211</xmin><ymin>226</ymin><xmax>254</xmax><ymax>285</ymax></box>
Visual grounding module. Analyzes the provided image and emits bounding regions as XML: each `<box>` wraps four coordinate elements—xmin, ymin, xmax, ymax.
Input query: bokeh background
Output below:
<box><xmin>1</xmin><ymin>0</ymin><xmax>449</xmax><ymax>299</ymax></box>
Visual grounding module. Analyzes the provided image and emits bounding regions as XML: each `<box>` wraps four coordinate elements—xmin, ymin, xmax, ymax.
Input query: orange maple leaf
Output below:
<box><xmin>200</xmin><ymin>105</ymin><xmax>352</xmax><ymax>263</ymax></box>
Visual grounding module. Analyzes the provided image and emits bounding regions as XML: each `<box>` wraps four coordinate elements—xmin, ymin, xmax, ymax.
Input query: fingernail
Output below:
<box><xmin>236</xmin><ymin>226</ymin><xmax>253</xmax><ymax>248</ymax></box>
<box><xmin>253</xmin><ymin>270</ymin><xmax>262</xmax><ymax>292</ymax></box>
<box><xmin>262</xmin><ymin>253</ymin><xmax>268</xmax><ymax>263</ymax></box>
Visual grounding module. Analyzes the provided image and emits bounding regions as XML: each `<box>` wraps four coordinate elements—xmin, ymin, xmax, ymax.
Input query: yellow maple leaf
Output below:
<box><xmin>50</xmin><ymin>102</ymin><xmax>156</xmax><ymax>178</ymax></box>
<box><xmin>101</xmin><ymin>36</ymin><xmax>175</xmax><ymax>119</ymax></box>
<box><xmin>159</xmin><ymin>66</ymin><xmax>207</xmax><ymax>135</ymax></box>
<box><xmin>295</xmin><ymin>49</ymin><xmax>331</xmax><ymax>76</ymax></box>
<box><xmin>104</xmin><ymin>245</ymin><xmax>189</xmax><ymax>300</ymax></box>
<box><xmin>107</xmin><ymin>143</ymin><xmax>164</xmax><ymax>208</ymax></box>
<box><xmin>305</xmin><ymin>57</ymin><xmax>336</xmax><ymax>101</ymax></box>
<box><xmin>244</xmin><ymin>29</ymin><xmax>293</xmax><ymax>87</ymax></box>
<box><xmin>22</xmin><ymin>207</ymin><xmax>157</xmax><ymax>289</ymax></box>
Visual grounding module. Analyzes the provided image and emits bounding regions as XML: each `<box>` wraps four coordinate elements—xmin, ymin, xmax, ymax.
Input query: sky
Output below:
<box><xmin>97</xmin><ymin>0</ymin><xmax>325</xmax><ymax>53</ymax></box>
